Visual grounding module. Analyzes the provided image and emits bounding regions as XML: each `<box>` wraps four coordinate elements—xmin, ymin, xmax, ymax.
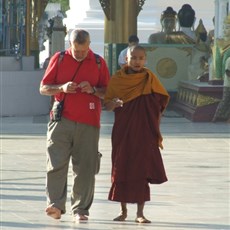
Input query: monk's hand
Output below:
<box><xmin>112</xmin><ymin>98</ymin><xmax>123</xmax><ymax>108</ymax></box>
<box><xmin>159</xmin><ymin>143</ymin><xmax>164</xmax><ymax>150</ymax></box>
<box><xmin>158</xmin><ymin>137</ymin><xmax>163</xmax><ymax>150</ymax></box>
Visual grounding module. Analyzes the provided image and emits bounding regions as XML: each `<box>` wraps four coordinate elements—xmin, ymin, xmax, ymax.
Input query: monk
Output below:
<box><xmin>104</xmin><ymin>45</ymin><xmax>170</xmax><ymax>223</ymax></box>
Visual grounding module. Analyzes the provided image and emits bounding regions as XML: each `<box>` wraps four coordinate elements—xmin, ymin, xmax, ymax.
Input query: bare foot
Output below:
<box><xmin>75</xmin><ymin>214</ymin><xmax>88</xmax><ymax>221</ymax></box>
<box><xmin>45</xmin><ymin>206</ymin><xmax>61</xmax><ymax>219</ymax></box>
<box><xmin>135</xmin><ymin>216</ymin><xmax>151</xmax><ymax>223</ymax></box>
<box><xmin>113</xmin><ymin>212</ymin><xmax>127</xmax><ymax>221</ymax></box>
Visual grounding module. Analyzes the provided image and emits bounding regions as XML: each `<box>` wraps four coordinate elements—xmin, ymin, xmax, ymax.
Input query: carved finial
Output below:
<box><xmin>99</xmin><ymin>0</ymin><xmax>111</xmax><ymax>20</ymax></box>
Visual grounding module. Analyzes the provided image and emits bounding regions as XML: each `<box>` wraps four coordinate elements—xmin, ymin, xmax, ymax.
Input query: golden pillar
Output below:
<box><xmin>102</xmin><ymin>0</ymin><xmax>144</xmax><ymax>43</ymax></box>
<box><xmin>99</xmin><ymin>0</ymin><xmax>145</xmax><ymax>73</ymax></box>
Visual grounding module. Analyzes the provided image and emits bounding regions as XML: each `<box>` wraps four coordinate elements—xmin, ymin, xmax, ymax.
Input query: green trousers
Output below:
<box><xmin>46</xmin><ymin>117</ymin><xmax>99</xmax><ymax>216</ymax></box>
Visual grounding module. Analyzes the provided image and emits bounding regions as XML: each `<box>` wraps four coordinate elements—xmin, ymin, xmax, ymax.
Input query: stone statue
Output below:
<box><xmin>212</xmin><ymin>56</ymin><xmax>230</xmax><ymax>122</ymax></box>
<box><xmin>148</xmin><ymin>6</ymin><xmax>177</xmax><ymax>44</ymax></box>
<box><xmin>177</xmin><ymin>4</ymin><xmax>196</xmax><ymax>41</ymax></box>
<box><xmin>214</xmin><ymin>15</ymin><xmax>230</xmax><ymax>80</ymax></box>
<box><xmin>208</xmin><ymin>17</ymin><xmax>215</xmax><ymax>46</ymax></box>
<box><xmin>207</xmin><ymin>17</ymin><xmax>216</xmax><ymax>80</ymax></box>
<box><xmin>50</xmin><ymin>15</ymin><xmax>66</xmax><ymax>56</ymax></box>
<box><xmin>211</xmin><ymin>15</ymin><xmax>230</xmax><ymax>122</ymax></box>
<box><xmin>42</xmin><ymin>13</ymin><xmax>66</xmax><ymax>69</ymax></box>
<box><xmin>148</xmin><ymin>4</ymin><xmax>196</xmax><ymax>44</ymax></box>
<box><xmin>188</xmin><ymin>19</ymin><xmax>211</xmax><ymax>80</ymax></box>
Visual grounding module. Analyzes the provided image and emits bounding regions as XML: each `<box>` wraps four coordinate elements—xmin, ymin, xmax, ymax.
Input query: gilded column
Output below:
<box><xmin>101</xmin><ymin>0</ymin><xmax>142</xmax><ymax>43</ymax></box>
<box><xmin>99</xmin><ymin>0</ymin><xmax>145</xmax><ymax>74</ymax></box>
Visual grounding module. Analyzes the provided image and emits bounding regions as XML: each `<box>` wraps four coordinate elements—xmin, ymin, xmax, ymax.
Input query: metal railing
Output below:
<box><xmin>0</xmin><ymin>0</ymin><xmax>26</xmax><ymax>57</ymax></box>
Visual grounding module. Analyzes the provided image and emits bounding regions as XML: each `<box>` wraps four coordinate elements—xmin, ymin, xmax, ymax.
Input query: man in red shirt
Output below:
<box><xmin>40</xmin><ymin>29</ymin><xmax>110</xmax><ymax>221</ymax></box>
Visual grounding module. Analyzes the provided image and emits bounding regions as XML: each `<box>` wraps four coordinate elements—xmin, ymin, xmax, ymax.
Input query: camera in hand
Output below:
<box><xmin>51</xmin><ymin>100</ymin><xmax>64</xmax><ymax>121</ymax></box>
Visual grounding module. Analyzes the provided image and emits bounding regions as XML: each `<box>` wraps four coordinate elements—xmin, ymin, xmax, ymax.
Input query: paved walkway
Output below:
<box><xmin>0</xmin><ymin>110</ymin><xmax>229</xmax><ymax>230</ymax></box>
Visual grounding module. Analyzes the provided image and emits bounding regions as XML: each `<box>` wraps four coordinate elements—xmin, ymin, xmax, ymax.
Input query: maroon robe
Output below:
<box><xmin>108</xmin><ymin>94</ymin><xmax>168</xmax><ymax>203</ymax></box>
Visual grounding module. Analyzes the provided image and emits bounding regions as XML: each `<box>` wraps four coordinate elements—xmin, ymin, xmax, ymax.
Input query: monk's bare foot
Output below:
<box><xmin>113</xmin><ymin>212</ymin><xmax>127</xmax><ymax>221</ymax></box>
<box><xmin>45</xmin><ymin>205</ymin><xmax>61</xmax><ymax>219</ymax></box>
<box><xmin>135</xmin><ymin>216</ymin><xmax>151</xmax><ymax>223</ymax></box>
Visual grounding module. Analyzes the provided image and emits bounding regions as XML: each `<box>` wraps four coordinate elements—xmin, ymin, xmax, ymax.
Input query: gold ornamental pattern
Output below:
<box><xmin>156</xmin><ymin>58</ymin><xmax>177</xmax><ymax>78</ymax></box>
<box><xmin>177</xmin><ymin>88</ymin><xmax>221</xmax><ymax>107</ymax></box>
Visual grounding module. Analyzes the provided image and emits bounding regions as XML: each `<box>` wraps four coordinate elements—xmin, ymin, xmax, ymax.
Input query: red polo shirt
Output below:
<box><xmin>41</xmin><ymin>48</ymin><xmax>110</xmax><ymax>127</ymax></box>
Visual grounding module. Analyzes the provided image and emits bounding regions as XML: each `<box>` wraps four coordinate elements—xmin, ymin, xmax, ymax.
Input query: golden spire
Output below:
<box><xmin>195</xmin><ymin>19</ymin><xmax>207</xmax><ymax>36</ymax></box>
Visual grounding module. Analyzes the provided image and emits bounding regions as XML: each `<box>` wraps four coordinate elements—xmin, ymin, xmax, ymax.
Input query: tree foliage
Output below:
<box><xmin>49</xmin><ymin>0</ymin><xmax>70</xmax><ymax>12</ymax></box>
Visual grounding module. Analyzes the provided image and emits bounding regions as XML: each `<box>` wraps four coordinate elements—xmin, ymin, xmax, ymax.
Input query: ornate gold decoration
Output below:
<box><xmin>156</xmin><ymin>58</ymin><xmax>177</xmax><ymax>78</ymax></box>
<box><xmin>99</xmin><ymin>0</ymin><xmax>145</xmax><ymax>20</ymax></box>
<box><xmin>196</xmin><ymin>94</ymin><xmax>220</xmax><ymax>107</ymax></box>
<box><xmin>99</xmin><ymin>0</ymin><xmax>111</xmax><ymax>20</ymax></box>
<box><xmin>137</xmin><ymin>0</ymin><xmax>146</xmax><ymax>15</ymax></box>
<box><xmin>195</xmin><ymin>19</ymin><xmax>207</xmax><ymax>36</ymax></box>
<box><xmin>144</xmin><ymin>46</ymin><xmax>158</xmax><ymax>52</ymax></box>
<box><xmin>177</xmin><ymin>87</ymin><xmax>221</xmax><ymax>107</ymax></box>
<box><xmin>177</xmin><ymin>47</ymin><xmax>193</xmax><ymax>56</ymax></box>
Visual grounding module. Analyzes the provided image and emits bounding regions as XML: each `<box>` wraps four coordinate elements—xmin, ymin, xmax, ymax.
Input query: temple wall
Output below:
<box><xmin>0</xmin><ymin>56</ymin><xmax>50</xmax><ymax>116</ymax></box>
<box><xmin>0</xmin><ymin>69</ymin><xmax>50</xmax><ymax>116</ymax></box>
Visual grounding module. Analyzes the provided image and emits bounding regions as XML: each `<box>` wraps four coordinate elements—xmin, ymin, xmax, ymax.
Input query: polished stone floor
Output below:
<box><xmin>1</xmin><ymin>110</ymin><xmax>229</xmax><ymax>229</ymax></box>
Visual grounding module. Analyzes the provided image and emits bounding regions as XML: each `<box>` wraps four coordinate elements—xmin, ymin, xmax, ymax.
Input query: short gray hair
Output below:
<box><xmin>69</xmin><ymin>29</ymin><xmax>90</xmax><ymax>44</ymax></box>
